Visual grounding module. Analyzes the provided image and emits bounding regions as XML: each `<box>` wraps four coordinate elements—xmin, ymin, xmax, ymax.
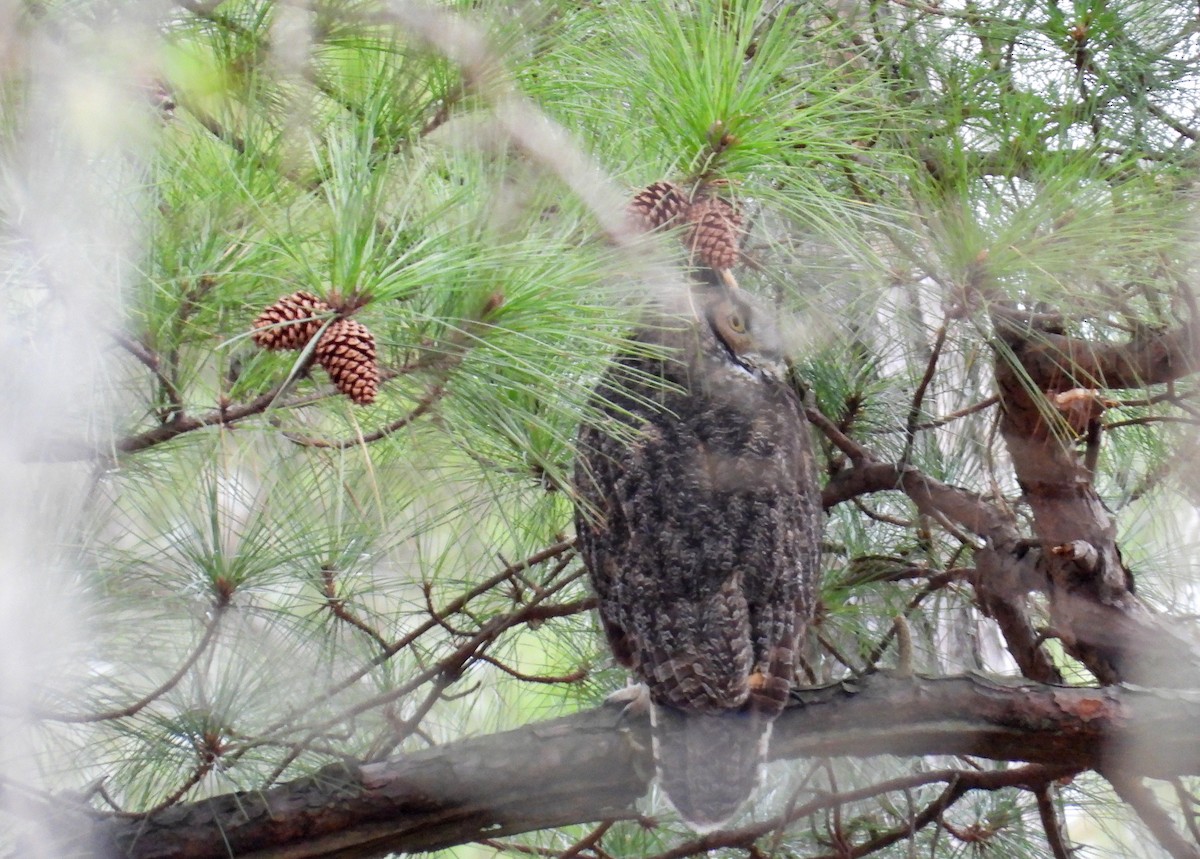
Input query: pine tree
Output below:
<box><xmin>2</xmin><ymin>1</ymin><xmax>1200</xmax><ymax>857</ymax></box>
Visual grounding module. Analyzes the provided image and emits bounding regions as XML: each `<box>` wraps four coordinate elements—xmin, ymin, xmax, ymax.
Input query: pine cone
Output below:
<box><xmin>685</xmin><ymin>196</ymin><xmax>743</xmax><ymax>270</ymax></box>
<box><xmin>628</xmin><ymin>180</ymin><xmax>689</xmax><ymax>231</ymax></box>
<box><xmin>315</xmin><ymin>318</ymin><xmax>378</xmax><ymax>406</ymax></box>
<box><xmin>252</xmin><ymin>291</ymin><xmax>331</xmax><ymax>351</ymax></box>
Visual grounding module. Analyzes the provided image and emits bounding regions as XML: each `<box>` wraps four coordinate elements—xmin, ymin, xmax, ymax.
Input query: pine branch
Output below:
<box><xmin>82</xmin><ymin>673</ymin><xmax>1200</xmax><ymax>858</ymax></box>
<box><xmin>995</xmin><ymin>320</ymin><xmax>1200</xmax><ymax>685</ymax></box>
<box><xmin>1000</xmin><ymin>318</ymin><xmax>1200</xmax><ymax>394</ymax></box>
<box><xmin>34</xmin><ymin>602</ymin><xmax>229</xmax><ymax>724</ymax></box>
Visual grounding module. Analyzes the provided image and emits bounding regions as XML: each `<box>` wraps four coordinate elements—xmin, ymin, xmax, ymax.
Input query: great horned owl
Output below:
<box><xmin>574</xmin><ymin>284</ymin><xmax>822</xmax><ymax>829</ymax></box>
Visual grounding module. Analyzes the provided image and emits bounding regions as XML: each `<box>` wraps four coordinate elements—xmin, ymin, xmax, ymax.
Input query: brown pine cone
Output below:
<box><xmin>685</xmin><ymin>195</ymin><xmax>743</xmax><ymax>270</ymax></box>
<box><xmin>315</xmin><ymin>318</ymin><xmax>378</xmax><ymax>406</ymax></box>
<box><xmin>251</xmin><ymin>291</ymin><xmax>331</xmax><ymax>351</ymax></box>
<box><xmin>628</xmin><ymin>180</ymin><xmax>689</xmax><ymax>231</ymax></box>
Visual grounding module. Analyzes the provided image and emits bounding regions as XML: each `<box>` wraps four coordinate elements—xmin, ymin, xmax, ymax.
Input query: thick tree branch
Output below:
<box><xmin>82</xmin><ymin>673</ymin><xmax>1200</xmax><ymax>858</ymax></box>
<box><xmin>997</xmin><ymin>316</ymin><xmax>1200</xmax><ymax>394</ymax></box>
<box><xmin>994</xmin><ymin>319</ymin><xmax>1200</xmax><ymax>685</ymax></box>
<box><xmin>821</xmin><ymin>461</ymin><xmax>1016</xmax><ymax>543</ymax></box>
<box><xmin>642</xmin><ymin>763</ymin><xmax>1077</xmax><ymax>859</ymax></box>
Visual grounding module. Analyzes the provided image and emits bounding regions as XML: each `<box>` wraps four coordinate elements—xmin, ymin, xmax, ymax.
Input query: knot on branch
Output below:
<box><xmin>1051</xmin><ymin>540</ymin><xmax>1100</xmax><ymax>573</ymax></box>
<box><xmin>1052</xmin><ymin>388</ymin><xmax>1116</xmax><ymax>436</ymax></box>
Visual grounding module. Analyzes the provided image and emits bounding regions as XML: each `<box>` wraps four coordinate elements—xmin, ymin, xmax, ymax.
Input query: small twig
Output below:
<box><xmin>418</xmin><ymin>82</ymin><xmax>466</xmax><ymax>139</ymax></box>
<box><xmin>861</xmin><ymin>570</ymin><xmax>969</xmax><ymax>671</ymax></box>
<box><xmin>1110</xmin><ymin>387</ymin><xmax>1200</xmax><ymax>409</ymax></box>
<box><xmin>559</xmin><ymin>820</ymin><xmax>614</xmax><ymax>859</ymax></box>
<box><xmin>795</xmin><ymin>652</ymin><xmax>818</xmax><ymax>685</ymax></box>
<box><xmin>36</xmin><ymin>602</ymin><xmax>228</xmax><ymax>723</ymax></box>
<box><xmin>438</xmin><ymin>681</ymin><xmax>482</xmax><ymax>702</ymax></box>
<box><xmin>108</xmin><ymin>756</ymin><xmax>215</xmax><ymax>819</ymax></box>
<box><xmin>1034</xmin><ymin>783</ymin><xmax>1073</xmax><ymax>859</ymax></box>
<box><xmin>1171</xmin><ymin>777</ymin><xmax>1200</xmax><ymax>845</ymax></box>
<box><xmin>820</xmin><ymin>780</ymin><xmax>961</xmax><ymax>859</ymax></box>
<box><xmin>253</xmin><ymin>570</ymin><xmax>590</xmax><ymax>779</ymax></box>
<box><xmin>837</xmin><ymin>558</ymin><xmax>933</xmax><ymax>587</ymax></box>
<box><xmin>901</xmin><ymin>319</ymin><xmax>948</xmax><ymax>464</ymax></box>
<box><xmin>321</xmin><ymin>566</ymin><xmax>391</xmax><ymax>652</ymax></box>
<box><xmin>816</xmin><ymin>630</ymin><xmax>865</xmax><ymax>676</ymax></box>
<box><xmin>822</xmin><ymin>760</ymin><xmax>846</xmax><ymax>854</ymax></box>
<box><xmin>1143</xmin><ymin>96</ymin><xmax>1200</xmax><ymax>142</ymax></box>
<box><xmin>246</xmin><ymin>540</ymin><xmax>577</xmax><ymax>746</ymax></box>
<box><xmin>806</xmin><ymin>406</ymin><xmax>874</xmax><ymax>465</ymax></box>
<box><xmin>422</xmin><ymin>582</ymin><xmax>478</xmax><ymax>637</ymax></box>
<box><xmin>471</xmin><ymin>653</ymin><xmax>588</xmax><ymax>685</ymax></box>
<box><xmin>915</xmin><ymin>496</ymin><xmax>987</xmax><ymax>550</ymax></box>
<box><xmin>1106</xmin><ymin>414</ymin><xmax>1200</xmax><ymax>430</ymax></box>
<box><xmin>284</xmin><ymin>383</ymin><xmax>448</xmax><ymax>449</ymax></box>
<box><xmin>110</xmin><ymin>330</ymin><xmax>185</xmax><ymax>421</ymax></box>
<box><xmin>95</xmin><ymin>782</ymin><xmax>129</xmax><ymax>814</ymax></box>
<box><xmin>883</xmin><ymin>0</ymin><xmax>1011</xmax><ymax>20</ymax></box>
<box><xmin>909</xmin><ymin>395</ymin><xmax>1000</xmax><ymax>431</ymax></box>
<box><xmin>852</xmin><ymin>497</ymin><xmax>914</xmax><ymax>528</ymax></box>
<box><xmin>539</xmin><ymin>548</ymin><xmax>578</xmax><ymax>586</ymax></box>
<box><xmin>368</xmin><ymin>675</ymin><xmax>454</xmax><ymax>762</ymax></box>
<box><xmin>477</xmin><ymin>839</ymin><xmax>561</xmax><ymax>857</ymax></box>
<box><xmin>508</xmin><ymin>596</ymin><xmax>596</xmax><ymax>626</ymax></box>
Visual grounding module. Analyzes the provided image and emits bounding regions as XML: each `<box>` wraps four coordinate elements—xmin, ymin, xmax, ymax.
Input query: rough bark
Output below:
<box><xmin>993</xmin><ymin>316</ymin><xmax>1200</xmax><ymax>686</ymax></box>
<box><xmin>73</xmin><ymin>673</ymin><xmax>1200</xmax><ymax>859</ymax></box>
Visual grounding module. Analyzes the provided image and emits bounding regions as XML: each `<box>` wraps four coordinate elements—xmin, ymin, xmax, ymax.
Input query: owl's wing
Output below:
<box><xmin>699</xmin><ymin>383</ymin><xmax>821</xmax><ymax>718</ymax></box>
<box><xmin>577</xmin><ymin>382</ymin><xmax>822</xmax><ymax>714</ymax></box>
<box><xmin>574</xmin><ymin>420</ymin><xmax>638</xmax><ymax>669</ymax></box>
<box><xmin>576</xmin><ymin>401</ymin><xmax>752</xmax><ymax>708</ymax></box>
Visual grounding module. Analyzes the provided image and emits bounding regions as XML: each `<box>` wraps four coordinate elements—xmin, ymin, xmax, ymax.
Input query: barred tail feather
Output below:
<box><xmin>650</xmin><ymin>704</ymin><xmax>770</xmax><ymax>831</ymax></box>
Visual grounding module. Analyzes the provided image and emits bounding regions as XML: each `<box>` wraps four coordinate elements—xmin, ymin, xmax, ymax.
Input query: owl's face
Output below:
<box><xmin>700</xmin><ymin>289</ymin><xmax>788</xmax><ymax>382</ymax></box>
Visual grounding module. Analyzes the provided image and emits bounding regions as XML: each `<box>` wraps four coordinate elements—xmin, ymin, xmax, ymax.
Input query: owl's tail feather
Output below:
<box><xmin>651</xmin><ymin>704</ymin><xmax>769</xmax><ymax>832</ymax></box>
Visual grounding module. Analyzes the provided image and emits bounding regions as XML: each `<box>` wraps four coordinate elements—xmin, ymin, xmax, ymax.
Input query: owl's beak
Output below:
<box><xmin>759</xmin><ymin>358</ymin><xmax>788</xmax><ymax>381</ymax></box>
<box><xmin>738</xmin><ymin>353</ymin><xmax>787</xmax><ymax>382</ymax></box>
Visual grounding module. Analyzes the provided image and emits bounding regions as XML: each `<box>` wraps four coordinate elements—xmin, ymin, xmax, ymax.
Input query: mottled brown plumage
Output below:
<box><xmin>574</xmin><ymin>285</ymin><xmax>822</xmax><ymax>829</ymax></box>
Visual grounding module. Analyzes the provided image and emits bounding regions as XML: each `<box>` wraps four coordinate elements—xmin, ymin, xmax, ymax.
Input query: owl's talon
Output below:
<box><xmin>605</xmin><ymin>682</ymin><xmax>652</xmax><ymax>718</ymax></box>
<box><xmin>607</xmin><ymin>684</ymin><xmax>654</xmax><ymax>766</ymax></box>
